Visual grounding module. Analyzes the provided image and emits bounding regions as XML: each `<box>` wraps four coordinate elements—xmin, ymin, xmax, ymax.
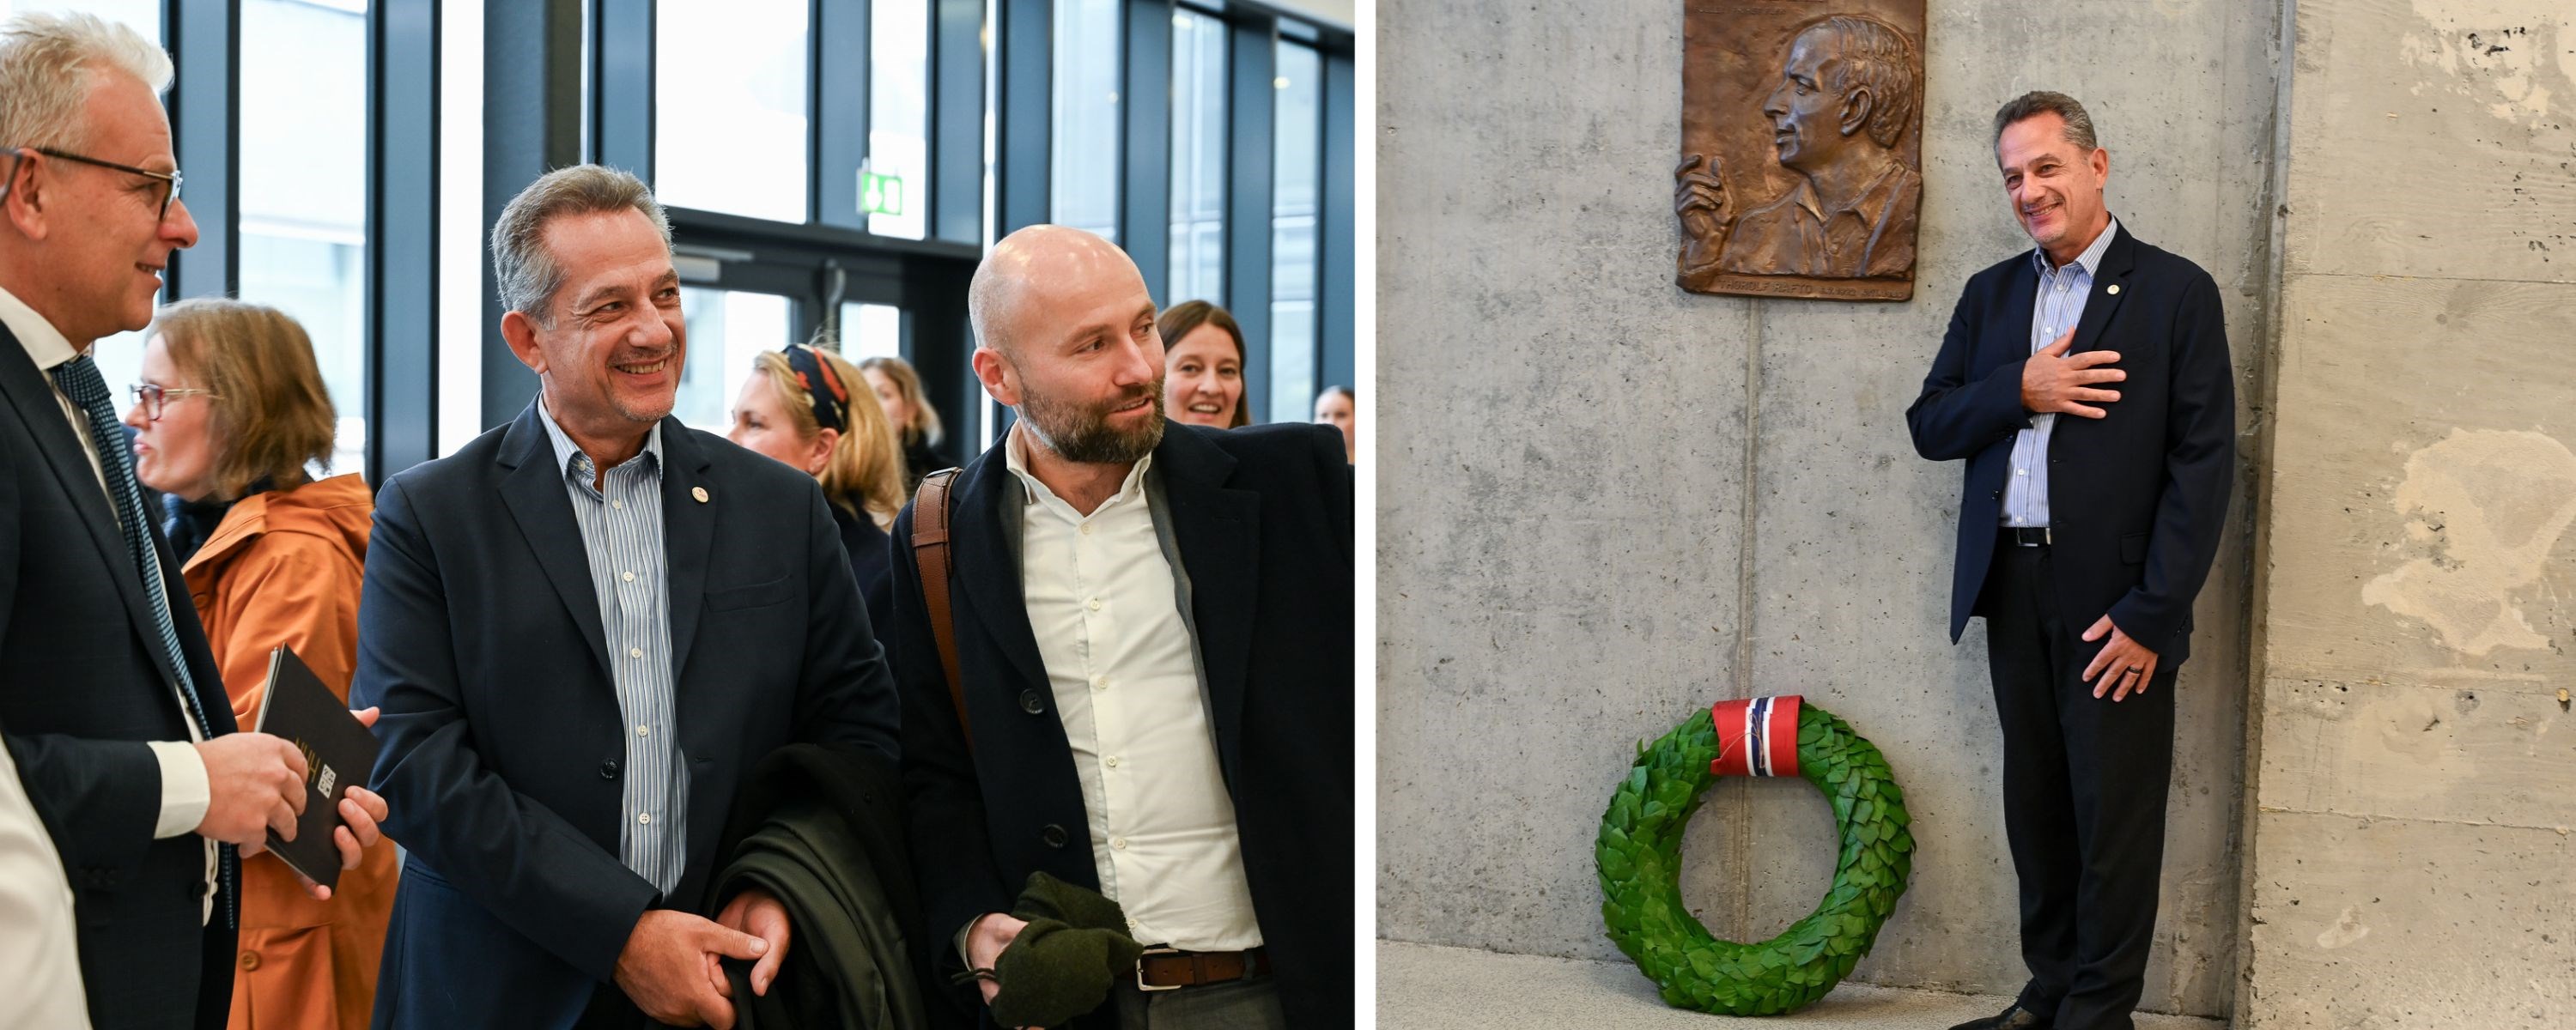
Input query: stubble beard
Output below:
<box><xmin>1018</xmin><ymin>379</ymin><xmax>1165</xmax><ymax>465</ymax></box>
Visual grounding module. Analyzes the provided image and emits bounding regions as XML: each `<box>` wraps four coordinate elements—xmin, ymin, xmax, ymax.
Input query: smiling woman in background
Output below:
<box><xmin>1158</xmin><ymin>299</ymin><xmax>1250</xmax><ymax>428</ymax></box>
<box><xmin>732</xmin><ymin>342</ymin><xmax>908</xmax><ymax>627</ymax></box>
<box><xmin>120</xmin><ymin>297</ymin><xmax>398</xmax><ymax>1030</ymax></box>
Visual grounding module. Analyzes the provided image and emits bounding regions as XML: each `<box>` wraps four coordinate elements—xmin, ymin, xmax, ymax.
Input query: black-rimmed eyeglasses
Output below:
<box><xmin>128</xmin><ymin>383</ymin><xmax>217</xmax><ymax>421</ymax></box>
<box><xmin>20</xmin><ymin>147</ymin><xmax>183</xmax><ymax>221</ymax></box>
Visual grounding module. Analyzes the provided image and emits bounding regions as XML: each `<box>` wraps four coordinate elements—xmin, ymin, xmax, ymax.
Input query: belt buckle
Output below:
<box><xmin>1135</xmin><ymin>946</ymin><xmax>1183</xmax><ymax>992</ymax></box>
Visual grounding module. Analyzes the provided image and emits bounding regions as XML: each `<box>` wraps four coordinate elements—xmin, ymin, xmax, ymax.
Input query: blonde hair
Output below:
<box><xmin>151</xmin><ymin>299</ymin><xmax>336</xmax><ymax>501</ymax></box>
<box><xmin>0</xmin><ymin>12</ymin><xmax>172</xmax><ymax>154</ymax></box>
<box><xmin>755</xmin><ymin>347</ymin><xmax>904</xmax><ymax>525</ymax></box>
<box><xmin>857</xmin><ymin>354</ymin><xmax>944</xmax><ymax>448</ymax></box>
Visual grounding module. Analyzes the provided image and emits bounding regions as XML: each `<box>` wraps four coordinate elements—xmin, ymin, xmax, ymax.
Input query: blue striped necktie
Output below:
<box><xmin>46</xmin><ymin>354</ymin><xmax>215</xmax><ymax>739</ymax></box>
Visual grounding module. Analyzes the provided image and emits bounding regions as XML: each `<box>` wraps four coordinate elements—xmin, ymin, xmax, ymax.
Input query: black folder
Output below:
<box><xmin>249</xmin><ymin>645</ymin><xmax>380</xmax><ymax>889</ymax></box>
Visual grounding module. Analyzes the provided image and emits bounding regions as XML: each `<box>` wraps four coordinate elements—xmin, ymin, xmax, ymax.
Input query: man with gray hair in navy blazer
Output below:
<box><xmin>355</xmin><ymin>164</ymin><xmax>901</xmax><ymax>1029</ymax></box>
<box><xmin>1908</xmin><ymin>92</ymin><xmax>2235</xmax><ymax>1030</ymax></box>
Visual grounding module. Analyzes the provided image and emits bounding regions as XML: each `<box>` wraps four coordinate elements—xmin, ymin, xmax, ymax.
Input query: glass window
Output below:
<box><xmin>1267</xmin><ymin>40</ymin><xmax>1321</xmax><ymax>424</ymax></box>
<box><xmin>1048</xmin><ymin>0</ymin><xmax>1120</xmax><ymax>241</ymax></box>
<box><xmin>672</xmin><ymin>288</ymin><xmax>793</xmax><ymax>434</ymax></box>
<box><xmin>867</xmin><ymin>0</ymin><xmax>931</xmax><ymax>239</ymax></box>
<box><xmin>839</xmin><ymin>302</ymin><xmax>904</xmax><ymax>360</ymax></box>
<box><xmin>239</xmin><ymin>0</ymin><xmax>370</xmax><ymax>479</ymax></box>
<box><xmin>1166</xmin><ymin>8</ymin><xmax>1225</xmax><ymax>306</ymax></box>
<box><xmin>654</xmin><ymin>0</ymin><xmax>811</xmax><ymax>223</ymax></box>
<box><xmin>437</xmin><ymin>0</ymin><xmax>486</xmax><ymax>454</ymax></box>
<box><xmin>11</xmin><ymin>1</ymin><xmax>165</xmax><ymax>434</ymax></box>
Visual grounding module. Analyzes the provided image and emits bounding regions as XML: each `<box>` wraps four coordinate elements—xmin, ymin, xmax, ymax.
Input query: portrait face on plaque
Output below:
<box><xmin>1674</xmin><ymin>2</ymin><xmax>1926</xmax><ymax>300</ymax></box>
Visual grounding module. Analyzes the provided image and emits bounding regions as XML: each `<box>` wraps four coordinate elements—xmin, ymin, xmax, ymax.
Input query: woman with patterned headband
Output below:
<box><xmin>728</xmin><ymin>340</ymin><xmax>908</xmax><ymax>628</ymax></box>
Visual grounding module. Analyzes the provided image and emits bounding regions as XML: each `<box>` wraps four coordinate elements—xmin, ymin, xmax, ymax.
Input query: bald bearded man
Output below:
<box><xmin>885</xmin><ymin>226</ymin><xmax>1352</xmax><ymax>1028</ymax></box>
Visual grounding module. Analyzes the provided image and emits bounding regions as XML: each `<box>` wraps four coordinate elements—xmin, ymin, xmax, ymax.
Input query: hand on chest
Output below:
<box><xmin>1990</xmin><ymin>279</ymin><xmax>2168</xmax><ymax>430</ymax></box>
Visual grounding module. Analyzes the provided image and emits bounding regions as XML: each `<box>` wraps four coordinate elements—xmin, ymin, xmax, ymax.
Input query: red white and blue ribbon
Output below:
<box><xmin>1710</xmin><ymin>695</ymin><xmax>1801</xmax><ymax>779</ymax></box>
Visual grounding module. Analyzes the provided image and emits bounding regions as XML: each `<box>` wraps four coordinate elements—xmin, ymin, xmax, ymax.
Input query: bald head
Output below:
<box><xmin>965</xmin><ymin>224</ymin><xmax>1166</xmax><ymax>470</ymax></box>
<box><xmin>968</xmin><ymin>224</ymin><xmax>1149</xmax><ymax>357</ymax></box>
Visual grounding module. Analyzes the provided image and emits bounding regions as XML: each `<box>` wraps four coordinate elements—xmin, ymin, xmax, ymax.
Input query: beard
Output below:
<box><xmin>1018</xmin><ymin>379</ymin><xmax>1165</xmax><ymax>464</ymax></box>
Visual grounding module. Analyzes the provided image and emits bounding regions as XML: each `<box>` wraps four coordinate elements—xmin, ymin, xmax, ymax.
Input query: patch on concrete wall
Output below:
<box><xmin>2396</xmin><ymin>5</ymin><xmax>2569</xmax><ymax>130</ymax></box>
<box><xmin>2315</xmin><ymin>905</ymin><xmax>2372</xmax><ymax>949</ymax></box>
<box><xmin>2361</xmin><ymin>428</ymin><xmax>2576</xmax><ymax>654</ymax></box>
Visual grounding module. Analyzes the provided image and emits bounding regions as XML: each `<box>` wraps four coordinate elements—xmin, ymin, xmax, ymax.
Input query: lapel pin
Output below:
<box><xmin>692</xmin><ymin>487</ymin><xmax>709</xmax><ymax>503</ymax></box>
<box><xmin>2107</xmin><ymin>284</ymin><xmax>2121</xmax><ymax>295</ymax></box>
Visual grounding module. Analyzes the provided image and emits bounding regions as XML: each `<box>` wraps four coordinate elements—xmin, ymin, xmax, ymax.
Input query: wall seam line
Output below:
<box><xmin>1728</xmin><ymin>296</ymin><xmax>1764</xmax><ymax>939</ymax></box>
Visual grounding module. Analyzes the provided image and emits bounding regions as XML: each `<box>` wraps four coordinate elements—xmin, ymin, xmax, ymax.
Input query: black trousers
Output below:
<box><xmin>1978</xmin><ymin>539</ymin><xmax>2175</xmax><ymax>1030</ymax></box>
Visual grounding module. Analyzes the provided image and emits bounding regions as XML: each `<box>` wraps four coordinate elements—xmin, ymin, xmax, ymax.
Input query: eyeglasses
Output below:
<box><xmin>128</xmin><ymin>383</ymin><xmax>218</xmax><ymax>421</ymax></box>
<box><xmin>20</xmin><ymin>147</ymin><xmax>184</xmax><ymax>221</ymax></box>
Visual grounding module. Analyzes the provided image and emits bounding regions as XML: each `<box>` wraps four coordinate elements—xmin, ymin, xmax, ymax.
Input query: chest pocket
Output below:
<box><xmin>705</xmin><ymin>573</ymin><xmax>794</xmax><ymax>612</ymax></box>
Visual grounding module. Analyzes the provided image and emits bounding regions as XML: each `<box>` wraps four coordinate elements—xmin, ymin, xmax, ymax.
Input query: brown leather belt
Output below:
<box><xmin>1135</xmin><ymin>947</ymin><xmax>1271</xmax><ymax>991</ymax></box>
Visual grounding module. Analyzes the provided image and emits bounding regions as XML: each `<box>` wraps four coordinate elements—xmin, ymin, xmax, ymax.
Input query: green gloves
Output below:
<box><xmin>976</xmin><ymin>872</ymin><xmax>1149</xmax><ymax>1027</ymax></box>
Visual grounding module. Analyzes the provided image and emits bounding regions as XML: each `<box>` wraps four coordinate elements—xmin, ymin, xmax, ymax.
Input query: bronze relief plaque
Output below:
<box><xmin>1675</xmin><ymin>1</ymin><xmax>1926</xmax><ymax>300</ymax></box>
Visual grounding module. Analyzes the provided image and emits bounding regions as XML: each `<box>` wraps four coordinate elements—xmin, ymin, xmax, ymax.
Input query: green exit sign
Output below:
<box><xmin>860</xmin><ymin>171</ymin><xmax>905</xmax><ymax>216</ymax></box>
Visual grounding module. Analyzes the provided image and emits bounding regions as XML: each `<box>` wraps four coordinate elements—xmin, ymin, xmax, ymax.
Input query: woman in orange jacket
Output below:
<box><xmin>120</xmin><ymin>298</ymin><xmax>398</xmax><ymax>1030</ymax></box>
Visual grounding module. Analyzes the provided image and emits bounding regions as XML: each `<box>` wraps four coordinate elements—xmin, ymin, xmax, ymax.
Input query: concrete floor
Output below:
<box><xmin>1377</xmin><ymin>941</ymin><xmax>2227</xmax><ymax>1030</ymax></box>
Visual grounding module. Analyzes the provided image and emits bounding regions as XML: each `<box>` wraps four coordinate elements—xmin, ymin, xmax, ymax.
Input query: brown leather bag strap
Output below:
<box><xmin>912</xmin><ymin>468</ymin><xmax>969</xmax><ymax>748</ymax></box>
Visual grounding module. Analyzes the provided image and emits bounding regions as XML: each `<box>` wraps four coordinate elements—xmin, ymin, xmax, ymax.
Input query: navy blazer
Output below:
<box><xmin>1906</xmin><ymin>221</ymin><xmax>2235</xmax><ymax>666</ymax></box>
<box><xmin>888</xmin><ymin>421</ymin><xmax>1354</xmax><ymax>1029</ymax></box>
<box><xmin>0</xmin><ymin>323</ymin><xmax>239</xmax><ymax>1030</ymax></box>
<box><xmin>355</xmin><ymin>402</ymin><xmax>901</xmax><ymax>1028</ymax></box>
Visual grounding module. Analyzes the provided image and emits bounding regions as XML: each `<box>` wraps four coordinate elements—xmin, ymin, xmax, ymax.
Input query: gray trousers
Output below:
<box><xmin>1112</xmin><ymin>972</ymin><xmax>1288</xmax><ymax>1030</ymax></box>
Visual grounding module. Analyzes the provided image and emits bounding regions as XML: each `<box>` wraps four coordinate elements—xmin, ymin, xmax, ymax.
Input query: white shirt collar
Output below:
<box><xmin>1003</xmin><ymin>421</ymin><xmax>1153</xmax><ymax>518</ymax></box>
<box><xmin>0</xmin><ymin>282</ymin><xmax>82</xmax><ymax>373</ymax></box>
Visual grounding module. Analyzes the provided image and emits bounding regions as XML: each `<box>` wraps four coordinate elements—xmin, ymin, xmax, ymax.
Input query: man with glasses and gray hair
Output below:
<box><xmin>0</xmin><ymin>11</ymin><xmax>392</xmax><ymax>1029</ymax></box>
<box><xmin>355</xmin><ymin>163</ymin><xmax>902</xmax><ymax>1028</ymax></box>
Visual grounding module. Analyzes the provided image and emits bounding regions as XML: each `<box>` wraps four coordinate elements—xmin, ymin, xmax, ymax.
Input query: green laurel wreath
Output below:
<box><xmin>1595</xmin><ymin>702</ymin><xmax>1916</xmax><ymax>1015</ymax></box>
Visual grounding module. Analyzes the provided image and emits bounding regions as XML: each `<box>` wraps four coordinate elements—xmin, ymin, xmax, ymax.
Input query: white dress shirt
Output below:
<box><xmin>0</xmin><ymin>737</ymin><xmax>93</xmax><ymax>1028</ymax></box>
<box><xmin>1005</xmin><ymin>426</ymin><xmax>1261</xmax><ymax>951</ymax></box>
<box><xmin>1</xmin><ymin>284</ymin><xmax>216</xmax><ymax>924</ymax></box>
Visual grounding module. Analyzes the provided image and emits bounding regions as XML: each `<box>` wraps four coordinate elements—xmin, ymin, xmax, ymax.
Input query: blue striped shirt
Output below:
<box><xmin>536</xmin><ymin>403</ymin><xmax>689</xmax><ymax>897</ymax></box>
<box><xmin>2002</xmin><ymin>218</ymin><xmax>2119</xmax><ymax>529</ymax></box>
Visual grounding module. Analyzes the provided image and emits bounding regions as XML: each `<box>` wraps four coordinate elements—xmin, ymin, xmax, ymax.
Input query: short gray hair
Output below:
<box><xmin>490</xmin><ymin>164</ymin><xmax>671</xmax><ymax>324</ymax></box>
<box><xmin>1991</xmin><ymin>90</ymin><xmax>2099</xmax><ymax>154</ymax></box>
<box><xmin>0</xmin><ymin>13</ymin><xmax>173</xmax><ymax>154</ymax></box>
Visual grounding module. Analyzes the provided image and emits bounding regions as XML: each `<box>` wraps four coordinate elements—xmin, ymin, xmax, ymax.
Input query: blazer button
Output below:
<box><xmin>600</xmin><ymin>760</ymin><xmax>620</xmax><ymax>779</ymax></box>
<box><xmin>1041</xmin><ymin>824</ymin><xmax>1068</xmax><ymax>849</ymax></box>
<box><xmin>1019</xmin><ymin>689</ymin><xmax>1045</xmax><ymax>715</ymax></box>
<box><xmin>239</xmin><ymin>951</ymin><xmax>260</xmax><ymax>971</ymax></box>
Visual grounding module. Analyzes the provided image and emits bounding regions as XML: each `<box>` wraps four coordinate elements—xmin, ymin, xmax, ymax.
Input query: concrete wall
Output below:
<box><xmin>1378</xmin><ymin>0</ymin><xmax>2279</xmax><ymax>1019</ymax></box>
<box><xmin>2239</xmin><ymin>2</ymin><xmax>2576</xmax><ymax>1026</ymax></box>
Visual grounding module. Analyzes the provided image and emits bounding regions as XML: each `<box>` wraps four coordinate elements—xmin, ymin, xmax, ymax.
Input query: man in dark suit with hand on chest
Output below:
<box><xmin>1907</xmin><ymin>92</ymin><xmax>2235</xmax><ymax>1030</ymax></box>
